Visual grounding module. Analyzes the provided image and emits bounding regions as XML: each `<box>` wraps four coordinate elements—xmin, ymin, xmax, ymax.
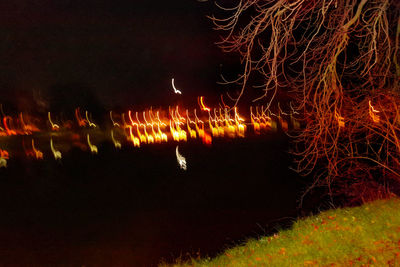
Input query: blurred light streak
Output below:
<box><xmin>234</xmin><ymin>107</ymin><xmax>246</xmax><ymax>137</ymax></box>
<box><xmin>220</xmin><ymin>94</ymin><xmax>230</xmax><ymax>109</ymax></box>
<box><xmin>31</xmin><ymin>139</ymin><xmax>43</xmax><ymax>159</ymax></box>
<box><xmin>250</xmin><ymin>106</ymin><xmax>261</xmax><ymax>134</ymax></box>
<box><xmin>110</xmin><ymin>111</ymin><xmax>121</xmax><ymax>127</ymax></box>
<box><xmin>171</xmin><ymin>78</ymin><xmax>182</xmax><ymax>94</ymax></box>
<box><xmin>335</xmin><ymin>110</ymin><xmax>345</xmax><ymax>128</ymax></box>
<box><xmin>85</xmin><ymin>111</ymin><xmax>97</xmax><ymax>128</ymax></box>
<box><xmin>0</xmin><ymin>157</ymin><xmax>6</xmax><ymax>168</ymax></box>
<box><xmin>19</xmin><ymin>113</ymin><xmax>30</xmax><ymax>134</ymax></box>
<box><xmin>87</xmin><ymin>134</ymin><xmax>98</xmax><ymax>154</ymax></box>
<box><xmin>290</xmin><ymin>112</ymin><xmax>300</xmax><ymax>130</ymax></box>
<box><xmin>48</xmin><ymin>112</ymin><xmax>60</xmax><ymax>130</ymax></box>
<box><xmin>186</xmin><ymin>110</ymin><xmax>197</xmax><ymax>138</ymax></box>
<box><xmin>111</xmin><ymin>129</ymin><xmax>122</xmax><ymax>149</ymax></box>
<box><xmin>75</xmin><ymin>108</ymin><xmax>87</xmax><ymax>127</ymax></box>
<box><xmin>135</xmin><ymin>112</ymin><xmax>147</xmax><ymax>143</ymax></box>
<box><xmin>50</xmin><ymin>137</ymin><xmax>62</xmax><ymax>160</ymax></box>
<box><xmin>0</xmin><ymin>149</ymin><xmax>9</xmax><ymax>159</ymax></box>
<box><xmin>0</xmin><ymin>96</ymin><xmax>302</xmax><ymax>162</ymax></box>
<box><xmin>129</xmin><ymin>126</ymin><xmax>140</xmax><ymax>147</ymax></box>
<box><xmin>175</xmin><ymin>145</ymin><xmax>187</xmax><ymax>170</ymax></box>
<box><xmin>368</xmin><ymin>100</ymin><xmax>380</xmax><ymax>123</ymax></box>
<box><xmin>3</xmin><ymin>116</ymin><xmax>16</xmax><ymax>136</ymax></box>
<box><xmin>199</xmin><ymin>96</ymin><xmax>210</xmax><ymax>112</ymax></box>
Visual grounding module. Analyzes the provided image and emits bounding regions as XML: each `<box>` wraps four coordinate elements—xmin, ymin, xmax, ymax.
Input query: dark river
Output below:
<box><xmin>0</xmin><ymin>133</ymin><xmax>318</xmax><ymax>266</ymax></box>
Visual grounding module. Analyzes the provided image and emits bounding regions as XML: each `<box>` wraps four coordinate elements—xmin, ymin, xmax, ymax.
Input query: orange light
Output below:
<box><xmin>0</xmin><ymin>149</ymin><xmax>9</xmax><ymax>159</ymax></box>
<box><xmin>220</xmin><ymin>94</ymin><xmax>230</xmax><ymax>109</ymax></box>
<box><xmin>75</xmin><ymin>108</ymin><xmax>87</xmax><ymax>127</ymax></box>
<box><xmin>32</xmin><ymin>139</ymin><xmax>43</xmax><ymax>159</ymax></box>
<box><xmin>129</xmin><ymin>126</ymin><xmax>140</xmax><ymax>147</ymax></box>
<box><xmin>335</xmin><ymin>110</ymin><xmax>345</xmax><ymax>128</ymax></box>
<box><xmin>250</xmin><ymin>107</ymin><xmax>261</xmax><ymax>134</ymax></box>
<box><xmin>368</xmin><ymin>100</ymin><xmax>380</xmax><ymax>123</ymax></box>
<box><xmin>202</xmin><ymin>132</ymin><xmax>212</xmax><ymax>145</ymax></box>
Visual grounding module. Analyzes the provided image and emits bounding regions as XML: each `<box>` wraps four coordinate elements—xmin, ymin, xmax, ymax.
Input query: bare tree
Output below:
<box><xmin>210</xmin><ymin>0</ymin><xmax>400</xmax><ymax>203</ymax></box>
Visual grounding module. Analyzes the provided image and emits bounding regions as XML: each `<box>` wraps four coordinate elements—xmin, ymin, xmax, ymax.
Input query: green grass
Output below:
<box><xmin>161</xmin><ymin>197</ymin><xmax>400</xmax><ymax>266</ymax></box>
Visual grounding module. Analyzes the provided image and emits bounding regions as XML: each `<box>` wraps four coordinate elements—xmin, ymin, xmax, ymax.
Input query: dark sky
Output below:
<box><xmin>0</xmin><ymin>0</ymin><xmax>242</xmax><ymax>112</ymax></box>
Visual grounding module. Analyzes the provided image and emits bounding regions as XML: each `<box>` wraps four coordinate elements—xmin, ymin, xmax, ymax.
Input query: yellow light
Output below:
<box><xmin>0</xmin><ymin>157</ymin><xmax>6</xmax><ymax>168</ymax></box>
<box><xmin>85</xmin><ymin>111</ymin><xmax>97</xmax><ymax>128</ymax></box>
<box><xmin>87</xmin><ymin>134</ymin><xmax>98</xmax><ymax>154</ymax></box>
<box><xmin>111</xmin><ymin>129</ymin><xmax>122</xmax><ymax>149</ymax></box>
<box><xmin>199</xmin><ymin>96</ymin><xmax>211</xmax><ymax>112</ymax></box>
<box><xmin>48</xmin><ymin>112</ymin><xmax>60</xmax><ymax>130</ymax></box>
<box><xmin>128</xmin><ymin>126</ymin><xmax>140</xmax><ymax>147</ymax></box>
<box><xmin>110</xmin><ymin>111</ymin><xmax>121</xmax><ymax>127</ymax></box>
<box><xmin>50</xmin><ymin>137</ymin><xmax>62</xmax><ymax>160</ymax></box>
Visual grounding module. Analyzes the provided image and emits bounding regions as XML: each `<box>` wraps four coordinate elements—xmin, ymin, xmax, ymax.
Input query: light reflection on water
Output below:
<box><xmin>0</xmin><ymin>134</ymin><xmax>311</xmax><ymax>266</ymax></box>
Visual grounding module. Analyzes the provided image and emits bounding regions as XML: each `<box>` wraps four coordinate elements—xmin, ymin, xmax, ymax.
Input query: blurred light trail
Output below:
<box><xmin>335</xmin><ymin>109</ymin><xmax>345</xmax><ymax>128</ymax></box>
<box><xmin>175</xmin><ymin>145</ymin><xmax>187</xmax><ymax>170</ymax></box>
<box><xmin>368</xmin><ymin>100</ymin><xmax>380</xmax><ymax>123</ymax></box>
<box><xmin>3</xmin><ymin>116</ymin><xmax>16</xmax><ymax>136</ymax></box>
<box><xmin>171</xmin><ymin>78</ymin><xmax>182</xmax><ymax>94</ymax></box>
<box><xmin>50</xmin><ymin>137</ymin><xmax>62</xmax><ymax>160</ymax></box>
<box><xmin>110</xmin><ymin>111</ymin><xmax>121</xmax><ymax>127</ymax></box>
<box><xmin>48</xmin><ymin>112</ymin><xmax>60</xmax><ymax>131</ymax></box>
<box><xmin>0</xmin><ymin>157</ymin><xmax>6</xmax><ymax>168</ymax></box>
<box><xmin>128</xmin><ymin>126</ymin><xmax>140</xmax><ymax>147</ymax></box>
<box><xmin>0</xmin><ymin>96</ymin><xmax>306</xmax><ymax>162</ymax></box>
<box><xmin>199</xmin><ymin>96</ymin><xmax>210</xmax><ymax>112</ymax></box>
<box><xmin>85</xmin><ymin>111</ymin><xmax>97</xmax><ymax>128</ymax></box>
<box><xmin>87</xmin><ymin>134</ymin><xmax>98</xmax><ymax>154</ymax></box>
<box><xmin>32</xmin><ymin>139</ymin><xmax>43</xmax><ymax>159</ymax></box>
<box><xmin>0</xmin><ymin>149</ymin><xmax>9</xmax><ymax>159</ymax></box>
<box><xmin>75</xmin><ymin>108</ymin><xmax>87</xmax><ymax>127</ymax></box>
<box><xmin>111</xmin><ymin>129</ymin><xmax>122</xmax><ymax>149</ymax></box>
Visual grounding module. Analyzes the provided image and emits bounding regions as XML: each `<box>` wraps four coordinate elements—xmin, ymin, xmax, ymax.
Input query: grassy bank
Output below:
<box><xmin>162</xmin><ymin>197</ymin><xmax>400</xmax><ymax>266</ymax></box>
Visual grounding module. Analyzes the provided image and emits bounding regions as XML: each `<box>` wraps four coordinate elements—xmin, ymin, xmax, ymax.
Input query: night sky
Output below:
<box><xmin>0</xmin><ymin>0</ymin><xmax>243</xmax><ymax>112</ymax></box>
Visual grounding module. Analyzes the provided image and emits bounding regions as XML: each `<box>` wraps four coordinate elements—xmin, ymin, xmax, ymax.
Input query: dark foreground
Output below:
<box><xmin>0</xmin><ymin>134</ymin><xmax>314</xmax><ymax>266</ymax></box>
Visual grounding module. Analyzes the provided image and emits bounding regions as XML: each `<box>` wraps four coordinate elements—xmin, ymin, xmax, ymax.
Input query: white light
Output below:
<box><xmin>171</xmin><ymin>78</ymin><xmax>182</xmax><ymax>95</ymax></box>
<box><xmin>176</xmin><ymin>145</ymin><xmax>187</xmax><ymax>170</ymax></box>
